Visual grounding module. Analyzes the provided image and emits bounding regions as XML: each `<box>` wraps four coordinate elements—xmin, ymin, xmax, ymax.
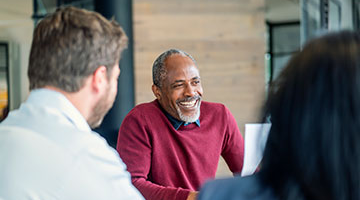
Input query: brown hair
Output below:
<box><xmin>28</xmin><ymin>6</ymin><xmax>128</xmax><ymax>92</ymax></box>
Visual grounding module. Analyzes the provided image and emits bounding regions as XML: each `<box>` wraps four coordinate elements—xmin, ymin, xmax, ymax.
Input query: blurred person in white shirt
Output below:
<box><xmin>0</xmin><ymin>6</ymin><xmax>143</xmax><ymax>200</ymax></box>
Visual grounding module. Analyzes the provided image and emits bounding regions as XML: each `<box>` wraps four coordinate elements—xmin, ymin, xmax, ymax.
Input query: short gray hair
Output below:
<box><xmin>152</xmin><ymin>49</ymin><xmax>196</xmax><ymax>88</ymax></box>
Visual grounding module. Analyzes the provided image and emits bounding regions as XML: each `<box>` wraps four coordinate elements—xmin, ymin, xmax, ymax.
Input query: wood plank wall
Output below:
<box><xmin>133</xmin><ymin>0</ymin><xmax>266</xmax><ymax>177</ymax></box>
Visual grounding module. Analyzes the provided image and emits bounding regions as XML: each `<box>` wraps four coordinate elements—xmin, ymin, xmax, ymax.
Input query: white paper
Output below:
<box><xmin>241</xmin><ymin>123</ymin><xmax>271</xmax><ymax>176</ymax></box>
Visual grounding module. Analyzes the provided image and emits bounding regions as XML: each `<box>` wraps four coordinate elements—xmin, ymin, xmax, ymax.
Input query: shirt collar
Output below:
<box><xmin>164</xmin><ymin>111</ymin><xmax>200</xmax><ymax>130</ymax></box>
<box><xmin>27</xmin><ymin>89</ymin><xmax>91</xmax><ymax>132</ymax></box>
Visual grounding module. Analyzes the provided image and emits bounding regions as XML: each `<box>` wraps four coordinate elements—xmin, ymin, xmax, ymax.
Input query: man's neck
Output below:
<box><xmin>43</xmin><ymin>86</ymin><xmax>92</xmax><ymax>123</ymax></box>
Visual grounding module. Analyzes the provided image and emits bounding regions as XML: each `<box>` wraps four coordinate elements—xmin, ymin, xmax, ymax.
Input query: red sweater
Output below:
<box><xmin>117</xmin><ymin>100</ymin><xmax>244</xmax><ymax>200</ymax></box>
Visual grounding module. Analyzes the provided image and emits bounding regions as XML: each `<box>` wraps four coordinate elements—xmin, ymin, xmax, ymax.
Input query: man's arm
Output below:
<box><xmin>132</xmin><ymin>177</ymin><xmax>192</xmax><ymax>200</ymax></box>
<box><xmin>186</xmin><ymin>191</ymin><xmax>198</xmax><ymax>200</ymax></box>
<box><xmin>117</xmin><ymin>110</ymin><xmax>192</xmax><ymax>200</ymax></box>
<box><xmin>221</xmin><ymin>106</ymin><xmax>244</xmax><ymax>174</ymax></box>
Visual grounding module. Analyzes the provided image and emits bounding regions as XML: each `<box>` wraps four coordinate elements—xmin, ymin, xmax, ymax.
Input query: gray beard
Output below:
<box><xmin>175</xmin><ymin>101</ymin><xmax>201</xmax><ymax>123</ymax></box>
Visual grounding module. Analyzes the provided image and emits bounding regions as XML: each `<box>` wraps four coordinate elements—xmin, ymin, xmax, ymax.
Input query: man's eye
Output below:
<box><xmin>173</xmin><ymin>84</ymin><xmax>183</xmax><ymax>88</ymax></box>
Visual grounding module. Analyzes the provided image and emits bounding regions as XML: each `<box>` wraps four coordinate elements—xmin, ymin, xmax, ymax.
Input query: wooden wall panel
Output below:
<box><xmin>133</xmin><ymin>0</ymin><xmax>266</xmax><ymax>177</ymax></box>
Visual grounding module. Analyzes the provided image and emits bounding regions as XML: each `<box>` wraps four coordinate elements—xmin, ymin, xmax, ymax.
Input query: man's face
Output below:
<box><xmin>89</xmin><ymin>64</ymin><xmax>120</xmax><ymax>128</ymax></box>
<box><xmin>155</xmin><ymin>54</ymin><xmax>203</xmax><ymax>123</ymax></box>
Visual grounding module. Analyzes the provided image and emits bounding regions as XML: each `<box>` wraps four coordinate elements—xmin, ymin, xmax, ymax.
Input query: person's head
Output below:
<box><xmin>152</xmin><ymin>49</ymin><xmax>203</xmax><ymax>123</ymax></box>
<box><xmin>28</xmin><ymin>6</ymin><xmax>128</xmax><ymax>128</ymax></box>
<box><xmin>260</xmin><ymin>30</ymin><xmax>360</xmax><ymax>200</ymax></box>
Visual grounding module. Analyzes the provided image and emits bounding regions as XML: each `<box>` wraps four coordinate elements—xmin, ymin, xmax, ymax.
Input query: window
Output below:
<box><xmin>353</xmin><ymin>0</ymin><xmax>360</xmax><ymax>29</ymax></box>
<box><xmin>266</xmin><ymin>22</ymin><xmax>300</xmax><ymax>84</ymax></box>
<box><xmin>0</xmin><ymin>43</ymin><xmax>9</xmax><ymax>121</ymax></box>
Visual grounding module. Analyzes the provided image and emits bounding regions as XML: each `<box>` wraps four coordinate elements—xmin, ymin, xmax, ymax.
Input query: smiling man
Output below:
<box><xmin>117</xmin><ymin>49</ymin><xmax>244</xmax><ymax>200</ymax></box>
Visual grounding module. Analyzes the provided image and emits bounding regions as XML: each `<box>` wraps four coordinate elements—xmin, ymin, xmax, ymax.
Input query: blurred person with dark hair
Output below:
<box><xmin>198</xmin><ymin>30</ymin><xmax>360</xmax><ymax>200</ymax></box>
<box><xmin>0</xmin><ymin>6</ymin><xmax>143</xmax><ymax>200</ymax></box>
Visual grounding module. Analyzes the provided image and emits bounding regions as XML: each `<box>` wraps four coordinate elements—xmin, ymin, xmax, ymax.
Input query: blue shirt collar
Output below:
<box><xmin>164</xmin><ymin>111</ymin><xmax>200</xmax><ymax>130</ymax></box>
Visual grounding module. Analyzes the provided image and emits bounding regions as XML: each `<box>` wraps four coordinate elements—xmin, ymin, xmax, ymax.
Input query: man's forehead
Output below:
<box><xmin>165</xmin><ymin>65</ymin><xmax>199</xmax><ymax>77</ymax></box>
<box><xmin>165</xmin><ymin>54</ymin><xmax>194</xmax><ymax>65</ymax></box>
<box><xmin>165</xmin><ymin>55</ymin><xmax>197</xmax><ymax>71</ymax></box>
<box><xmin>160</xmin><ymin>53</ymin><xmax>200</xmax><ymax>85</ymax></box>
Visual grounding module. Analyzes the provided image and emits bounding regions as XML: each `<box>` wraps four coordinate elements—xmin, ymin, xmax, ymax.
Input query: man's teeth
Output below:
<box><xmin>179</xmin><ymin>100</ymin><xmax>197</xmax><ymax>107</ymax></box>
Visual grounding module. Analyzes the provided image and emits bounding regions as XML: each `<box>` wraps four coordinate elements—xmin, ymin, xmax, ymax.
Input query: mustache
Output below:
<box><xmin>176</xmin><ymin>95</ymin><xmax>202</xmax><ymax>104</ymax></box>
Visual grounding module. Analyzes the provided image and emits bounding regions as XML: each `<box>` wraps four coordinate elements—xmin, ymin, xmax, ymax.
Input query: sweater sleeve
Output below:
<box><xmin>132</xmin><ymin>177</ymin><xmax>190</xmax><ymax>200</ymax></box>
<box><xmin>221</xmin><ymin>106</ymin><xmax>244</xmax><ymax>174</ymax></box>
<box><xmin>116</xmin><ymin>109</ymin><xmax>190</xmax><ymax>200</ymax></box>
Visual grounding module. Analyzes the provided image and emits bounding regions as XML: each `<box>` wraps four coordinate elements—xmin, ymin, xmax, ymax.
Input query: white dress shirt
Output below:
<box><xmin>0</xmin><ymin>89</ymin><xmax>144</xmax><ymax>200</ymax></box>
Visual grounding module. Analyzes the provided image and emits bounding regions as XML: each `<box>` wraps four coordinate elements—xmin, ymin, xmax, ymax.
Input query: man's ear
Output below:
<box><xmin>92</xmin><ymin>66</ymin><xmax>107</xmax><ymax>93</ymax></box>
<box><xmin>152</xmin><ymin>85</ymin><xmax>162</xmax><ymax>100</ymax></box>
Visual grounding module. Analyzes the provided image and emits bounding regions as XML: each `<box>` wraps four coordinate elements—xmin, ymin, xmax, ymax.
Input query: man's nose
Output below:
<box><xmin>184</xmin><ymin>84</ymin><xmax>196</xmax><ymax>97</ymax></box>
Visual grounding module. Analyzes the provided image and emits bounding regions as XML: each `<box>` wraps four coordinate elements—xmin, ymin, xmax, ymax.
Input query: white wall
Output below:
<box><xmin>0</xmin><ymin>0</ymin><xmax>33</xmax><ymax>109</ymax></box>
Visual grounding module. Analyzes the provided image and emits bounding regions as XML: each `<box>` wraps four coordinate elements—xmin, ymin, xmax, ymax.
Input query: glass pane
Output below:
<box><xmin>0</xmin><ymin>71</ymin><xmax>8</xmax><ymax>121</ymax></box>
<box><xmin>0</xmin><ymin>44</ymin><xmax>8</xmax><ymax>121</ymax></box>
<box><xmin>329</xmin><ymin>0</ymin><xmax>341</xmax><ymax>30</ymax></box>
<box><xmin>0</xmin><ymin>45</ymin><xmax>6</xmax><ymax>68</ymax></box>
<box><xmin>272</xmin><ymin>25</ymin><xmax>300</xmax><ymax>54</ymax></box>
<box><xmin>353</xmin><ymin>0</ymin><xmax>360</xmax><ymax>30</ymax></box>
<box><xmin>301</xmin><ymin>0</ymin><xmax>322</xmax><ymax>44</ymax></box>
<box><xmin>269</xmin><ymin>23</ymin><xmax>300</xmax><ymax>82</ymax></box>
<box><xmin>36</xmin><ymin>0</ymin><xmax>57</xmax><ymax>14</ymax></box>
<box><xmin>273</xmin><ymin>54</ymin><xmax>292</xmax><ymax>80</ymax></box>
